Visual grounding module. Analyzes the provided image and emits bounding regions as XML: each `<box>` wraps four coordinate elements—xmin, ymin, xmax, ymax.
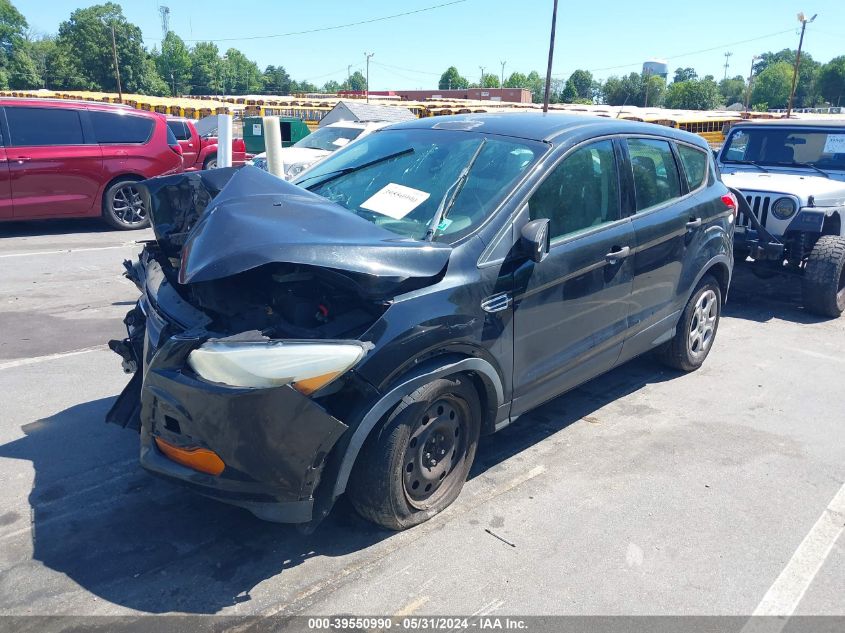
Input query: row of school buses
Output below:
<box><xmin>0</xmin><ymin>88</ymin><xmax>818</xmax><ymax>147</ymax></box>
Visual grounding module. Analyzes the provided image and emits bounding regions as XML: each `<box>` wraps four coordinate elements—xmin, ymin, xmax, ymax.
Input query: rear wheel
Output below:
<box><xmin>102</xmin><ymin>178</ymin><xmax>148</xmax><ymax>230</ymax></box>
<box><xmin>347</xmin><ymin>376</ymin><xmax>481</xmax><ymax>530</ymax></box>
<box><xmin>203</xmin><ymin>154</ymin><xmax>217</xmax><ymax>170</ymax></box>
<box><xmin>802</xmin><ymin>235</ymin><xmax>845</xmax><ymax>318</ymax></box>
<box><xmin>656</xmin><ymin>275</ymin><xmax>722</xmax><ymax>372</ymax></box>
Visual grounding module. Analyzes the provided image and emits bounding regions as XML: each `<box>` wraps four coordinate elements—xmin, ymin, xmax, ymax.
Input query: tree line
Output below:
<box><xmin>0</xmin><ymin>1</ymin><xmax>366</xmax><ymax>96</ymax></box>
<box><xmin>2</xmin><ymin>0</ymin><xmax>843</xmax><ymax>110</ymax></box>
<box><xmin>440</xmin><ymin>50</ymin><xmax>845</xmax><ymax>110</ymax></box>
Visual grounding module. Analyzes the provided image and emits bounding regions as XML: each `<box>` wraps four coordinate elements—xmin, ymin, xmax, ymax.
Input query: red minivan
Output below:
<box><xmin>0</xmin><ymin>98</ymin><xmax>184</xmax><ymax>230</ymax></box>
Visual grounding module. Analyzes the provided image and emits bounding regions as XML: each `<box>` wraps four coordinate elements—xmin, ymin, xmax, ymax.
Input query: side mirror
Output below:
<box><xmin>521</xmin><ymin>218</ymin><xmax>550</xmax><ymax>263</ymax></box>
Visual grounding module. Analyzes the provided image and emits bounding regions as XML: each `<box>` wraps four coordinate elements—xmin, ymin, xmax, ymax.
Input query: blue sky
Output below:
<box><xmin>16</xmin><ymin>0</ymin><xmax>844</xmax><ymax>90</ymax></box>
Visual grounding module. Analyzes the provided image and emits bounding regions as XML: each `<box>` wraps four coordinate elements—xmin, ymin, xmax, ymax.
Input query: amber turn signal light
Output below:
<box><xmin>154</xmin><ymin>437</ymin><xmax>225</xmax><ymax>476</ymax></box>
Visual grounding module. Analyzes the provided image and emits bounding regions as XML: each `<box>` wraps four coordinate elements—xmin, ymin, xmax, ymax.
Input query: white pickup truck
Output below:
<box><xmin>718</xmin><ymin>119</ymin><xmax>845</xmax><ymax>317</ymax></box>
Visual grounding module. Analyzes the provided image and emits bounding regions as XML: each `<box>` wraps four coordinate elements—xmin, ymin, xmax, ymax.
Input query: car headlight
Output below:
<box><xmin>771</xmin><ymin>197</ymin><xmax>797</xmax><ymax>220</ymax></box>
<box><xmin>187</xmin><ymin>341</ymin><xmax>366</xmax><ymax>394</ymax></box>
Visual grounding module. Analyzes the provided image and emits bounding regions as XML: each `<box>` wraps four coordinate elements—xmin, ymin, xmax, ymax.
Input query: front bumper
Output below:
<box><xmin>107</xmin><ymin>260</ymin><xmax>349</xmax><ymax>523</ymax></box>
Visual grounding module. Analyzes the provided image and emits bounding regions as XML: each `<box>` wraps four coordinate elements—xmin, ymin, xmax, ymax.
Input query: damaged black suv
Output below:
<box><xmin>108</xmin><ymin>114</ymin><xmax>735</xmax><ymax>530</ymax></box>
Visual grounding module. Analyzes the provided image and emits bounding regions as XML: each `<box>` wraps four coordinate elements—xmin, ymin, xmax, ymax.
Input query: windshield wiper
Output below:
<box><xmin>424</xmin><ymin>139</ymin><xmax>487</xmax><ymax>242</ymax></box>
<box><xmin>785</xmin><ymin>161</ymin><xmax>830</xmax><ymax>178</ymax></box>
<box><xmin>297</xmin><ymin>148</ymin><xmax>414</xmax><ymax>189</ymax></box>
<box><xmin>732</xmin><ymin>160</ymin><xmax>769</xmax><ymax>173</ymax></box>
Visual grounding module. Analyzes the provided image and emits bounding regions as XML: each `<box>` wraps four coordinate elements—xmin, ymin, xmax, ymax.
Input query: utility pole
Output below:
<box><xmin>110</xmin><ymin>24</ymin><xmax>123</xmax><ymax>103</ymax></box>
<box><xmin>479</xmin><ymin>66</ymin><xmax>485</xmax><ymax>87</ymax></box>
<box><xmin>643</xmin><ymin>69</ymin><xmax>652</xmax><ymax>108</ymax></box>
<box><xmin>723</xmin><ymin>51</ymin><xmax>733</xmax><ymax>81</ymax></box>
<box><xmin>347</xmin><ymin>64</ymin><xmax>352</xmax><ymax>91</ymax></box>
<box><xmin>170</xmin><ymin>72</ymin><xmax>175</xmax><ymax>97</ymax></box>
<box><xmin>543</xmin><ymin>0</ymin><xmax>558</xmax><ymax>113</ymax></box>
<box><xmin>744</xmin><ymin>55</ymin><xmax>761</xmax><ymax>112</ymax></box>
<box><xmin>365</xmin><ymin>52</ymin><xmax>374</xmax><ymax>102</ymax></box>
<box><xmin>787</xmin><ymin>12</ymin><xmax>816</xmax><ymax>117</ymax></box>
<box><xmin>500</xmin><ymin>60</ymin><xmax>506</xmax><ymax>88</ymax></box>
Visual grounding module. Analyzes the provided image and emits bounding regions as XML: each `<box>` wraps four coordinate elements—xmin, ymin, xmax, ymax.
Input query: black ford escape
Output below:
<box><xmin>107</xmin><ymin>114</ymin><xmax>736</xmax><ymax>530</ymax></box>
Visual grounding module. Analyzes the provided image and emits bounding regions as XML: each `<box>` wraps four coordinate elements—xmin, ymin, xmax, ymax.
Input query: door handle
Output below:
<box><xmin>13</xmin><ymin>156</ymin><xmax>31</xmax><ymax>163</ymax></box>
<box><xmin>605</xmin><ymin>246</ymin><xmax>631</xmax><ymax>263</ymax></box>
<box><xmin>686</xmin><ymin>217</ymin><xmax>703</xmax><ymax>229</ymax></box>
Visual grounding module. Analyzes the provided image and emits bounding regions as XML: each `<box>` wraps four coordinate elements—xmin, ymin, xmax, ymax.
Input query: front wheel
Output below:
<box><xmin>102</xmin><ymin>178</ymin><xmax>149</xmax><ymax>230</ymax></box>
<box><xmin>347</xmin><ymin>376</ymin><xmax>481</xmax><ymax>530</ymax></box>
<box><xmin>802</xmin><ymin>236</ymin><xmax>845</xmax><ymax>318</ymax></box>
<box><xmin>203</xmin><ymin>154</ymin><xmax>217</xmax><ymax>170</ymax></box>
<box><xmin>656</xmin><ymin>275</ymin><xmax>722</xmax><ymax>372</ymax></box>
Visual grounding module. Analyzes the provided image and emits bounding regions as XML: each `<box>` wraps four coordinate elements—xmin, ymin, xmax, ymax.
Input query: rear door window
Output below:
<box><xmin>676</xmin><ymin>144</ymin><xmax>708</xmax><ymax>191</ymax></box>
<box><xmin>6</xmin><ymin>107</ymin><xmax>85</xmax><ymax>146</ymax></box>
<box><xmin>90</xmin><ymin>111</ymin><xmax>154</xmax><ymax>144</ymax></box>
<box><xmin>627</xmin><ymin>138</ymin><xmax>682</xmax><ymax>212</ymax></box>
<box><xmin>166</xmin><ymin>119</ymin><xmax>190</xmax><ymax>141</ymax></box>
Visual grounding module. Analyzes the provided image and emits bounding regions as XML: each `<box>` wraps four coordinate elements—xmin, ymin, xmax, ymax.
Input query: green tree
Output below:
<box><xmin>601</xmin><ymin>72</ymin><xmax>664</xmax><ymax>107</ymax></box>
<box><xmin>526</xmin><ymin>70</ymin><xmax>544</xmax><ymax>103</ymax></box>
<box><xmin>719</xmin><ymin>75</ymin><xmax>746</xmax><ymax>107</ymax></box>
<box><xmin>482</xmin><ymin>73</ymin><xmax>500</xmax><ymax>88</ymax></box>
<box><xmin>221</xmin><ymin>47</ymin><xmax>261</xmax><ymax>94</ymax></box>
<box><xmin>567</xmin><ymin>69</ymin><xmax>594</xmax><ymax>100</ymax></box>
<box><xmin>561</xmin><ymin>79</ymin><xmax>577</xmax><ymax>103</ymax></box>
<box><xmin>751</xmin><ymin>61</ymin><xmax>793</xmax><ymax>109</ymax></box>
<box><xmin>754</xmin><ymin>49</ymin><xmax>820</xmax><ymax>108</ymax></box>
<box><xmin>8</xmin><ymin>46</ymin><xmax>39</xmax><ymax>88</ymax></box>
<box><xmin>348</xmin><ymin>70</ymin><xmax>366</xmax><ymax>92</ymax></box>
<box><xmin>504</xmin><ymin>71</ymin><xmax>527</xmax><ymax>88</ymax></box>
<box><xmin>190</xmin><ymin>41</ymin><xmax>222</xmax><ymax>94</ymax></box>
<box><xmin>262</xmin><ymin>64</ymin><xmax>291</xmax><ymax>95</ymax></box>
<box><xmin>673</xmin><ymin>67</ymin><xmax>698</xmax><ymax>83</ymax></box>
<box><xmin>438</xmin><ymin>66</ymin><xmax>468</xmax><ymax>90</ymax></box>
<box><xmin>56</xmin><ymin>3</ymin><xmax>157</xmax><ymax>93</ymax></box>
<box><xmin>155</xmin><ymin>31</ymin><xmax>191</xmax><ymax>95</ymax></box>
<box><xmin>664</xmin><ymin>77</ymin><xmax>723</xmax><ymax>110</ymax></box>
<box><xmin>818</xmin><ymin>56</ymin><xmax>845</xmax><ymax>106</ymax></box>
<box><xmin>322</xmin><ymin>79</ymin><xmax>340</xmax><ymax>94</ymax></box>
<box><xmin>0</xmin><ymin>0</ymin><xmax>28</xmax><ymax>84</ymax></box>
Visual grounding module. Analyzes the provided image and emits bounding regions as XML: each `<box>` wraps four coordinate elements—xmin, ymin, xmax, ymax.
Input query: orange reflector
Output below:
<box><xmin>292</xmin><ymin>371</ymin><xmax>341</xmax><ymax>395</ymax></box>
<box><xmin>154</xmin><ymin>437</ymin><xmax>225</xmax><ymax>476</ymax></box>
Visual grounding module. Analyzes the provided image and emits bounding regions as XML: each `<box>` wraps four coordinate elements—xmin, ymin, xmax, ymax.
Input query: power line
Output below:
<box><xmin>148</xmin><ymin>0</ymin><xmax>467</xmax><ymax>43</ymax></box>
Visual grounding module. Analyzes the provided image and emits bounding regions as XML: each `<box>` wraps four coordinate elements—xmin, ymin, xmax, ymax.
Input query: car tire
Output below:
<box><xmin>656</xmin><ymin>274</ymin><xmax>722</xmax><ymax>372</ymax></box>
<box><xmin>102</xmin><ymin>178</ymin><xmax>149</xmax><ymax>230</ymax></box>
<box><xmin>347</xmin><ymin>375</ymin><xmax>481</xmax><ymax>531</ymax></box>
<box><xmin>203</xmin><ymin>154</ymin><xmax>217</xmax><ymax>170</ymax></box>
<box><xmin>802</xmin><ymin>235</ymin><xmax>845</xmax><ymax>318</ymax></box>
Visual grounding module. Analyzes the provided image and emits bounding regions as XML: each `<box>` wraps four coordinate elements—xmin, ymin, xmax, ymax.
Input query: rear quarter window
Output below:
<box><xmin>6</xmin><ymin>106</ymin><xmax>85</xmax><ymax>146</ymax></box>
<box><xmin>90</xmin><ymin>110</ymin><xmax>154</xmax><ymax>144</ymax></box>
<box><xmin>167</xmin><ymin>120</ymin><xmax>190</xmax><ymax>140</ymax></box>
<box><xmin>677</xmin><ymin>144</ymin><xmax>708</xmax><ymax>191</ymax></box>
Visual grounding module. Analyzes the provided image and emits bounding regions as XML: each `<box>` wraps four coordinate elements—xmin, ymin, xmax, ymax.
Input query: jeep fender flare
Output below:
<box><xmin>330</xmin><ymin>355</ymin><xmax>504</xmax><ymax>499</ymax></box>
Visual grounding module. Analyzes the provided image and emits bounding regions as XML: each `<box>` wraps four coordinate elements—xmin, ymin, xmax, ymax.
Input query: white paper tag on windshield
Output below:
<box><xmin>823</xmin><ymin>134</ymin><xmax>845</xmax><ymax>154</ymax></box>
<box><xmin>361</xmin><ymin>183</ymin><xmax>430</xmax><ymax>219</ymax></box>
<box><xmin>332</xmin><ymin>137</ymin><xmax>350</xmax><ymax>147</ymax></box>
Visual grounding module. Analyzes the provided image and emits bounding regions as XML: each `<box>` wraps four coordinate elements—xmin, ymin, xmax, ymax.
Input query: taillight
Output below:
<box><xmin>721</xmin><ymin>192</ymin><xmax>738</xmax><ymax>218</ymax></box>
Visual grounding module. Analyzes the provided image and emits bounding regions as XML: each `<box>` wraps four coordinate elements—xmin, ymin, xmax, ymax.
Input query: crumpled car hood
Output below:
<box><xmin>142</xmin><ymin>166</ymin><xmax>451</xmax><ymax>286</ymax></box>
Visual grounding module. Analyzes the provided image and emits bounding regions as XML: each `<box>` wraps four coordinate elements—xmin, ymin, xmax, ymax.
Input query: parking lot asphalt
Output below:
<box><xmin>0</xmin><ymin>219</ymin><xmax>843</xmax><ymax>617</ymax></box>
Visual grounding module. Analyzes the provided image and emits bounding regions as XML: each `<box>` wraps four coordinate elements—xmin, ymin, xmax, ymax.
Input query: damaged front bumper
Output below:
<box><xmin>107</xmin><ymin>252</ymin><xmax>350</xmax><ymax>524</ymax></box>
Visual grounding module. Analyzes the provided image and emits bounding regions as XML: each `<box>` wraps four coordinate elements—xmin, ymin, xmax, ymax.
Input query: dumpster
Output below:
<box><xmin>242</xmin><ymin>116</ymin><xmax>310</xmax><ymax>153</ymax></box>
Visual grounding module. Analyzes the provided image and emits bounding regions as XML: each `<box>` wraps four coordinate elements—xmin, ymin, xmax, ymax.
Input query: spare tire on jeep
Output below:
<box><xmin>802</xmin><ymin>235</ymin><xmax>845</xmax><ymax>318</ymax></box>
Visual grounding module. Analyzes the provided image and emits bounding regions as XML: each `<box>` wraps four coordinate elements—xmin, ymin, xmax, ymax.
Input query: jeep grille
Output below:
<box><xmin>739</xmin><ymin>194</ymin><xmax>773</xmax><ymax>228</ymax></box>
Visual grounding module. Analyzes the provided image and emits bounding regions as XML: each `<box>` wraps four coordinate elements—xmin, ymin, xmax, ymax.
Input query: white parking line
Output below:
<box><xmin>0</xmin><ymin>243</ymin><xmax>140</xmax><ymax>258</ymax></box>
<box><xmin>752</xmin><ymin>482</ymin><xmax>845</xmax><ymax>617</ymax></box>
<box><xmin>0</xmin><ymin>346</ymin><xmax>104</xmax><ymax>371</ymax></box>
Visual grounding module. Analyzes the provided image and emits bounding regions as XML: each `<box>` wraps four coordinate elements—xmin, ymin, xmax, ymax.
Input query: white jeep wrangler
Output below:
<box><xmin>718</xmin><ymin>119</ymin><xmax>845</xmax><ymax>317</ymax></box>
